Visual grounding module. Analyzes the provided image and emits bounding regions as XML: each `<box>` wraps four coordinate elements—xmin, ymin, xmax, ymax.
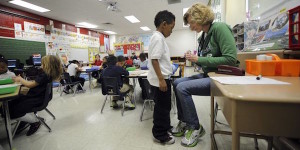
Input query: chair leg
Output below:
<box><xmin>60</xmin><ymin>85</ymin><xmax>65</xmax><ymax>96</ymax></box>
<box><xmin>34</xmin><ymin>113</ymin><xmax>51</xmax><ymax>132</ymax></box>
<box><xmin>101</xmin><ymin>95</ymin><xmax>108</xmax><ymax>113</ymax></box>
<box><xmin>12</xmin><ymin>121</ymin><xmax>21</xmax><ymax>138</ymax></box>
<box><xmin>72</xmin><ymin>84</ymin><xmax>78</xmax><ymax>96</ymax></box>
<box><xmin>254</xmin><ymin>137</ymin><xmax>259</xmax><ymax>150</ymax></box>
<box><xmin>140</xmin><ymin>100</ymin><xmax>147</xmax><ymax>122</ymax></box>
<box><xmin>121</xmin><ymin>97</ymin><xmax>125</xmax><ymax>116</ymax></box>
<box><xmin>45</xmin><ymin>108</ymin><xmax>56</xmax><ymax>120</ymax></box>
<box><xmin>267</xmin><ymin>137</ymin><xmax>273</xmax><ymax>150</ymax></box>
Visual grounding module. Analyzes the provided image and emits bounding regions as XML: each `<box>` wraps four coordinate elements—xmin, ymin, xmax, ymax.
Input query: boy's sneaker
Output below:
<box><xmin>171</xmin><ymin>121</ymin><xmax>187</xmax><ymax>137</ymax></box>
<box><xmin>181</xmin><ymin>125</ymin><xmax>206</xmax><ymax>147</ymax></box>
<box><xmin>15</xmin><ymin>121</ymin><xmax>30</xmax><ymax>135</ymax></box>
<box><xmin>154</xmin><ymin>135</ymin><xmax>175</xmax><ymax>145</ymax></box>
<box><xmin>26</xmin><ymin>120</ymin><xmax>43</xmax><ymax>136</ymax></box>
<box><xmin>124</xmin><ymin>98</ymin><xmax>135</xmax><ymax>110</ymax></box>
<box><xmin>110</xmin><ymin>100</ymin><xmax>118</xmax><ymax>109</ymax></box>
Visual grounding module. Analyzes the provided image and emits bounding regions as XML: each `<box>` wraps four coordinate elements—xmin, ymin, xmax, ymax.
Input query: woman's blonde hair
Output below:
<box><xmin>41</xmin><ymin>55</ymin><xmax>62</xmax><ymax>81</ymax></box>
<box><xmin>183</xmin><ymin>3</ymin><xmax>215</xmax><ymax>26</ymax></box>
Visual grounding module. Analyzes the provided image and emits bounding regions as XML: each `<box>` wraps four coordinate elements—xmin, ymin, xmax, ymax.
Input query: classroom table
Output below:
<box><xmin>208</xmin><ymin>72</ymin><xmax>300</xmax><ymax>150</ymax></box>
<box><xmin>128</xmin><ymin>69</ymin><xmax>180</xmax><ymax>109</ymax></box>
<box><xmin>0</xmin><ymin>85</ymin><xmax>20</xmax><ymax>150</ymax></box>
<box><xmin>81</xmin><ymin>66</ymin><xmax>100</xmax><ymax>91</ymax></box>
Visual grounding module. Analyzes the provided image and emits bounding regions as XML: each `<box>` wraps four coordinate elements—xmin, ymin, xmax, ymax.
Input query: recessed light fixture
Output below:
<box><xmin>9</xmin><ymin>0</ymin><xmax>50</xmax><ymax>13</ymax></box>
<box><xmin>140</xmin><ymin>26</ymin><xmax>151</xmax><ymax>31</ymax></box>
<box><xmin>77</xmin><ymin>22</ymin><xmax>98</xmax><ymax>28</ymax></box>
<box><xmin>124</xmin><ymin>15</ymin><xmax>140</xmax><ymax>23</ymax></box>
<box><xmin>104</xmin><ymin>31</ymin><xmax>117</xmax><ymax>34</ymax></box>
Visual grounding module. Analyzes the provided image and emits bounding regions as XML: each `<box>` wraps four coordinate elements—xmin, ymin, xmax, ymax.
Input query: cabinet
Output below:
<box><xmin>233</xmin><ymin>23</ymin><xmax>244</xmax><ymax>51</ymax></box>
<box><xmin>233</xmin><ymin>21</ymin><xmax>259</xmax><ymax>51</ymax></box>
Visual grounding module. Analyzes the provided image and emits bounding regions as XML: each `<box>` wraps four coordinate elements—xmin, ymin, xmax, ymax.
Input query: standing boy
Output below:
<box><xmin>147</xmin><ymin>10</ymin><xmax>175</xmax><ymax>144</ymax></box>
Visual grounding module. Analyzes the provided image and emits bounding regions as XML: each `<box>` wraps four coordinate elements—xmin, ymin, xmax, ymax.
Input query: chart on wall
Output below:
<box><xmin>247</xmin><ymin>11</ymin><xmax>289</xmax><ymax>51</ymax></box>
<box><xmin>50</xmin><ymin>28</ymin><xmax>99</xmax><ymax>63</ymax></box>
<box><xmin>14</xmin><ymin>22</ymin><xmax>46</xmax><ymax>42</ymax></box>
<box><xmin>117</xmin><ymin>34</ymin><xmax>151</xmax><ymax>50</ymax></box>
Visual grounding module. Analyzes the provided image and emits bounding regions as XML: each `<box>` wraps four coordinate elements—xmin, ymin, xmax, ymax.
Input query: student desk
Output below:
<box><xmin>81</xmin><ymin>66</ymin><xmax>100</xmax><ymax>91</ymax></box>
<box><xmin>208</xmin><ymin>72</ymin><xmax>300</xmax><ymax>150</ymax></box>
<box><xmin>0</xmin><ymin>85</ymin><xmax>20</xmax><ymax>150</ymax></box>
<box><xmin>128</xmin><ymin>69</ymin><xmax>180</xmax><ymax>109</ymax></box>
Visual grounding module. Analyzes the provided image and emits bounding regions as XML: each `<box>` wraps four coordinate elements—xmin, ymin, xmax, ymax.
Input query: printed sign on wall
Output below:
<box><xmin>24</xmin><ymin>21</ymin><xmax>45</xmax><ymax>35</ymax></box>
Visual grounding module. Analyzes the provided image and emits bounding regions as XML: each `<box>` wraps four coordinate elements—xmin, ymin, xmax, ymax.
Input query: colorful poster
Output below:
<box><xmin>104</xmin><ymin>36</ymin><xmax>109</xmax><ymax>51</ymax></box>
<box><xmin>24</xmin><ymin>21</ymin><xmax>45</xmax><ymax>35</ymax></box>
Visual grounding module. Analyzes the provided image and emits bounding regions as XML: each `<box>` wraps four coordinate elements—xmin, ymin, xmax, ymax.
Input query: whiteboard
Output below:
<box><xmin>68</xmin><ymin>48</ymin><xmax>89</xmax><ymax>62</ymax></box>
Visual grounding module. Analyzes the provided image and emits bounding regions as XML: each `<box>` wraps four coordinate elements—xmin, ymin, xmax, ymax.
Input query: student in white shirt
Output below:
<box><xmin>147</xmin><ymin>10</ymin><xmax>175</xmax><ymax>144</ymax></box>
<box><xmin>0</xmin><ymin>58</ymin><xmax>16</xmax><ymax>79</ymax></box>
<box><xmin>65</xmin><ymin>60</ymin><xmax>85</xmax><ymax>93</ymax></box>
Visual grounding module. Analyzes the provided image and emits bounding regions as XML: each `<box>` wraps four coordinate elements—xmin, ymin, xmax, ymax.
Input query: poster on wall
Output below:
<box><xmin>104</xmin><ymin>35</ymin><xmax>109</xmax><ymax>51</ymax></box>
<box><xmin>24</xmin><ymin>21</ymin><xmax>45</xmax><ymax>35</ymax></box>
<box><xmin>247</xmin><ymin>11</ymin><xmax>289</xmax><ymax>51</ymax></box>
<box><xmin>88</xmin><ymin>47</ymin><xmax>100</xmax><ymax>63</ymax></box>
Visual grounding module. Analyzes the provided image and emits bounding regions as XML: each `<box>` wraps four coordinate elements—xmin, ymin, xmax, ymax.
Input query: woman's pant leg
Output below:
<box><xmin>176</xmin><ymin>77</ymin><xmax>210</xmax><ymax>129</ymax></box>
<box><xmin>172</xmin><ymin>74</ymin><xmax>205</xmax><ymax>122</ymax></box>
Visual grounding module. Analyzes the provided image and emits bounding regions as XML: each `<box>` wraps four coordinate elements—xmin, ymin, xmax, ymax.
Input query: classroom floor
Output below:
<box><xmin>0</xmin><ymin>67</ymin><xmax>270</xmax><ymax>150</ymax></box>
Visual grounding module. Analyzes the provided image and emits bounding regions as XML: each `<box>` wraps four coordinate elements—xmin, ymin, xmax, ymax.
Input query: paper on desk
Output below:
<box><xmin>210</xmin><ymin>76</ymin><xmax>290</xmax><ymax>85</ymax></box>
<box><xmin>129</xmin><ymin>70</ymin><xmax>148</xmax><ymax>76</ymax></box>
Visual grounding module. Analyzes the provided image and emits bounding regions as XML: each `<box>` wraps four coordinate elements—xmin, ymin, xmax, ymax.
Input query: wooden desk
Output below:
<box><xmin>0</xmin><ymin>85</ymin><xmax>20</xmax><ymax>150</ymax></box>
<box><xmin>208</xmin><ymin>72</ymin><xmax>300</xmax><ymax>150</ymax></box>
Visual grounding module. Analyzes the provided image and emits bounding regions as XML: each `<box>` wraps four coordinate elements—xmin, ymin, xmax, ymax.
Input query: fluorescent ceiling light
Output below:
<box><xmin>104</xmin><ymin>31</ymin><xmax>117</xmax><ymax>34</ymax></box>
<box><xmin>9</xmin><ymin>0</ymin><xmax>50</xmax><ymax>13</ymax></box>
<box><xmin>124</xmin><ymin>15</ymin><xmax>140</xmax><ymax>23</ymax></box>
<box><xmin>183</xmin><ymin>7</ymin><xmax>189</xmax><ymax>27</ymax></box>
<box><xmin>77</xmin><ymin>22</ymin><xmax>98</xmax><ymax>28</ymax></box>
<box><xmin>140</xmin><ymin>26</ymin><xmax>151</xmax><ymax>31</ymax></box>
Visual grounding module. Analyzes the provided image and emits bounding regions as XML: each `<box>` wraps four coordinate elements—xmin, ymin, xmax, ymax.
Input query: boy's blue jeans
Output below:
<box><xmin>173</xmin><ymin>73</ymin><xmax>210</xmax><ymax>130</ymax></box>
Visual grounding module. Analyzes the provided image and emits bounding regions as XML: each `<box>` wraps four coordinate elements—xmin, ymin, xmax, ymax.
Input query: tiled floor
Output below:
<box><xmin>0</xmin><ymin>67</ymin><xmax>269</xmax><ymax>150</ymax></box>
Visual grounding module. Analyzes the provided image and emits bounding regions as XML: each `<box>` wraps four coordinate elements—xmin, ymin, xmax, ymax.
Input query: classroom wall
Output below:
<box><xmin>112</xmin><ymin>29</ymin><xmax>196</xmax><ymax>57</ymax></box>
<box><xmin>225</xmin><ymin>0</ymin><xmax>246</xmax><ymax>27</ymax></box>
<box><xmin>0</xmin><ymin>4</ymin><xmax>108</xmax><ymax>48</ymax></box>
<box><xmin>166</xmin><ymin>29</ymin><xmax>197</xmax><ymax>57</ymax></box>
<box><xmin>255</xmin><ymin>0</ymin><xmax>300</xmax><ymax>20</ymax></box>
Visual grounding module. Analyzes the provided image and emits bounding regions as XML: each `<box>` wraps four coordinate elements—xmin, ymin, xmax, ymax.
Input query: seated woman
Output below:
<box><xmin>9</xmin><ymin>55</ymin><xmax>62</xmax><ymax>136</ymax></box>
<box><xmin>93</xmin><ymin>54</ymin><xmax>102</xmax><ymax>66</ymax></box>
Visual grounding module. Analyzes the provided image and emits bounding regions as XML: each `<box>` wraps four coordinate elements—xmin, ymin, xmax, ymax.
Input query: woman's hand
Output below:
<box><xmin>12</xmin><ymin>75</ymin><xmax>23</xmax><ymax>82</ymax></box>
<box><xmin>186</xmin><ymin>53</ymin><xmax>199</xmax><ymax>62</ymax></box>
<box><xmin>159</xmin><ymin>79</ymin><xmax>167</xmax><ymax>92</ymax></box>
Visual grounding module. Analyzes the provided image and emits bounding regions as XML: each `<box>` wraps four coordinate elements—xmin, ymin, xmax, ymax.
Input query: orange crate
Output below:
<box><xmin>245</xmin><ymin>59</ymin><xmax>277</xmax><ymax>76</ymax></box>
<box><xmin>277</xmin><ymin>60</ymin><xmax>300</xmax><ymax>76</ymax></box>
<box><xmin>246</xmin><ymin>54</ymin><xmax>300</xmax><ymax>76</ymax></box>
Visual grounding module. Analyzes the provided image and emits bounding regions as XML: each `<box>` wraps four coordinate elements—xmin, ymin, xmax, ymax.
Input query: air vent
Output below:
<box><xmin>168</xmin><ymin>0</ymin><xmax>181</xmax><ymax>5</ymax></box>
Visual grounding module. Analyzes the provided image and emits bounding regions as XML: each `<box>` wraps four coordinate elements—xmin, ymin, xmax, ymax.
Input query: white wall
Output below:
<box><xmin>166</xmin><ymin>29</ymin><xmax>196</xmax><ymax>57</ymax></box>
<box><xmin>225</xmin><ymin>0</ymin><xmax>246</xmax><ymax>27</ymax></box>
<box><xmin>112</xmin><ymin>29</ymin><xmax>197</xmax><ymax>57</ymax></box>
<box><xmin>255</xmin><ymin>0</ymin><xmax>300</xmax><ymax>20</ymax></box>
<box><xmin>109</xmin><ymin>35</ymin><xmax>116</xmax><ymax>51</ymax></box>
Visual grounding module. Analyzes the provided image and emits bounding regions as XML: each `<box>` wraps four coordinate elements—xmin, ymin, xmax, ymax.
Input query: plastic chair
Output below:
<box><xmin>101</xmin><ymin>77</ymin><xmax>128</xmax><ymax>116</ymax></box>
<box><xmin>140</xmin><ymin>79</ymin><xmax>154</xmax><ymax>121</ymax></box>
<box><xmin>12</xmin><ymin>83</ymin><xmax>55</xmax><ymax>136</ymax></box>
<box><xmin>60</xmin><ymin>72</ymin><xmax>84</xmax><ymax>96</ymax></box>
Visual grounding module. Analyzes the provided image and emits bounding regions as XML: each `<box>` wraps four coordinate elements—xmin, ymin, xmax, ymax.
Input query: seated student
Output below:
<box><xmin>131</xmin><ymin>52</ymin><xmax>138</xmax><ymax>60</ymax></box>
<box><xmin>65</xmin><ymin>60</ymin><xmax>85</xmax><ymax>93</ymax></box>
<box><xmin>125</xmin><ymin>57</ymin><xmax>133</xmax><ymax>67</ymax></box>
<box><xmin>97</xmin><ymin>56</ymin><xmax>108</xmax><ymax>84</ymax></box>
<box><xmin>9</xmin><ymin>55</ymin><xmax>62</xmax><ymax>136</ymax></box>
<box><xmin>0</xmin><ymin>58</ymin><xmax>16</xmax><ymax>78</ymax></box>
<box><xmin>139</xmin><ymin>53</ymin><xmax>148</xmax><ymax>70</ymax></box>
<box><xmin>101</xmin><ymin>55</ymin><xmax>135</xmax><ymax>110</ymax></box>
